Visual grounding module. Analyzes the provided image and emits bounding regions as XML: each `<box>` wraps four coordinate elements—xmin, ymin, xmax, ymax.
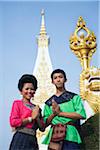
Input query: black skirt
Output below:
<box><xmin>9</xmin><ymin>131</ymin><xmax>39</xmax><ymax>150</ymax></box>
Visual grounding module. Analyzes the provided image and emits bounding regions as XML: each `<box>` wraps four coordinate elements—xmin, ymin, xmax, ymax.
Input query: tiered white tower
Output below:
<box><xmin>33</xmin><ymin>9</ymin><xmax>55</xmax><ymax>106</ymax></box>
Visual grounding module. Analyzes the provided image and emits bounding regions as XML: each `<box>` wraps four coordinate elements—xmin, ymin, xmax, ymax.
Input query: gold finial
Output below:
<box><xmin>40</xmin><ymin>9</ymin><xmax>46</xmax><ymax>35</ymax></box>
<box><xmin>69</xmin><ymin>16</ymin><xmax>97</xmax><ymax>70</ymax></box>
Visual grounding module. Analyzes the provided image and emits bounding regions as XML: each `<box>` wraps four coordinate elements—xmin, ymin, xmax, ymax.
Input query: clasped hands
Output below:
<box><xmin>31</xmin><ymin>100</ymin><xmax>60</xmax><ymax>120</ymax></box>
<box><xmin>52</xmin><ymin>99</ymin><xmax>60</xmax><ymax>115</ymax></box>
<box><xmin>31</xmin><ymin>105</ymin><xmax>40</xmax><ymax>120</ymax></box>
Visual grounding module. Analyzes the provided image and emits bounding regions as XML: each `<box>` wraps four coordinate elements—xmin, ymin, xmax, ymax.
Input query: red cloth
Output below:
<box><xmin>10</xmin><ymin>100</ymin><xmax>36</xmax><ymax>128</ymax></box>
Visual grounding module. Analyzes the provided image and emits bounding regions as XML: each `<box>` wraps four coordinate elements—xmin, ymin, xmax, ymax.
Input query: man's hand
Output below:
<box><xmin>31</xmin><ymin>105</ymin><xmax>39</xmax><ymax>120</ymax></box>
<box><xmin>52</xmin><ymin>99</ymin><xmax>60</xmax><ymax>115</ymax></box>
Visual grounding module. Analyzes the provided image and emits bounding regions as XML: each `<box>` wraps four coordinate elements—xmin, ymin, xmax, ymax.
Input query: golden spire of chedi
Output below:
<box><xmin>40</xmin><ymin>9</ymin><xmax>47</xmax><ymax>35</ymax></box>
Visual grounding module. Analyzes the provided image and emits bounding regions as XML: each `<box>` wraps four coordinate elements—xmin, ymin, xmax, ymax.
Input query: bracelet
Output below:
<box><xmin>28</xmin><ymin>117</ymin><xmax>33</xmax><ymax>123</ymax></box>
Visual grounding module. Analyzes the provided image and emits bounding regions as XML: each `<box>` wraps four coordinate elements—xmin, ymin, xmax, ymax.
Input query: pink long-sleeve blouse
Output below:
<box><xmin>10</xmin><ymin>100</ymin><xmax>37</xmax><ymax>128</ymax></box>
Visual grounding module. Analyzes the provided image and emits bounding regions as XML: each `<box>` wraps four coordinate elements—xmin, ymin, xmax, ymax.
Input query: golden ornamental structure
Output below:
<box><xmin>70</xmin><ymin>16</ymin><xmax>100</xmax><ymax>113</ymax></box>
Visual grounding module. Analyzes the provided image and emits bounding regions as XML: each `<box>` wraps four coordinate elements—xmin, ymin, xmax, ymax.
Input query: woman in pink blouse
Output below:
<box><xmin>9</xmin><ymin>74</ymin><xmax>45</xmax><ymax>150</ymax></box>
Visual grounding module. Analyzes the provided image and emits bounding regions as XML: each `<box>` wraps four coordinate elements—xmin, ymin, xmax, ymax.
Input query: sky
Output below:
<box><xmin>0</xmin><ymin>1</ymin><xmax>99</xmax><ymax>149</ymax></box>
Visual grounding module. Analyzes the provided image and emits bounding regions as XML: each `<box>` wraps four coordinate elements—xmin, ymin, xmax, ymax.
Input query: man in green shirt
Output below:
<box><xmin>43</xmin><ymin>69</ymin><xmax>86</xmax><ymax>150</ymax></box>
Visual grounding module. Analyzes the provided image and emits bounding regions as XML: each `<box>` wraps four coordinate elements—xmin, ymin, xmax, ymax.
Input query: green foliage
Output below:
<box><xmin>80</xmin><ymin>113</ymin><xmax>99</xmax><ymax>150</ymax></box>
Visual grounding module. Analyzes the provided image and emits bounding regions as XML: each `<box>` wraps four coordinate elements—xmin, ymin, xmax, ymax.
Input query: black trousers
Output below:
<box><xmin>62</xmin><ymin>140</ymin><xmax>80</xmax><ymax>150</ymax></box>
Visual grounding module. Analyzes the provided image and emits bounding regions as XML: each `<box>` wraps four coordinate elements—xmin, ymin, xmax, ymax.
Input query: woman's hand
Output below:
<box><xmin>31</xmin><ymin>105</ymin><xmax>40</xmax><ymax>120</ymax></box>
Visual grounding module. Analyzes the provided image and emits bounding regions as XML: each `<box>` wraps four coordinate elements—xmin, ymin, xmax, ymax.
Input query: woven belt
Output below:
<box><xmin>51</xmin><ymin>121</ymin><xmax>80</xmax><ymax>130</ymax></box>
<box><xmin>17</xmin><ymin>127</ymin><xmax>36</xmax><ymax>136</ymax></box>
